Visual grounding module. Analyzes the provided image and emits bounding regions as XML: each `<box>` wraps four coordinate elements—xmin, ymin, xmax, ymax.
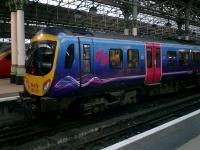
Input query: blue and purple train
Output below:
<box><xmin>23</xmin><ymin>27</ymin><xmax>200</xmax><ymax>112</ymax></box>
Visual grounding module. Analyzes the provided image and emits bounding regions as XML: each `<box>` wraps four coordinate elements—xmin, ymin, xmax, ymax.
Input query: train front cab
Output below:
<box><xmin>24</xmin><ymin>33</ymin><xmax>59</xmax><ymax>96</ymax></box>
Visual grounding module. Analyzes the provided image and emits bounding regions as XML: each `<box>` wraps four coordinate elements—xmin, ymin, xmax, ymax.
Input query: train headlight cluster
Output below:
<box><xmin>43</xmin><ymin>79</ymin><xmax>51</xmax><ymax>94</ymax></box>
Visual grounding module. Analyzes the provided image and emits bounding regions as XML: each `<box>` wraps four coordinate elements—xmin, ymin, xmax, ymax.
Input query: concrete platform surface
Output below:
<box><xmin>103</xmin><ymin>109</ymin><xmax>200</xmax><ymax>150</ymax></box>
<box><xmin>177</xmin><ymin>135</ymin><xmax>200</xmax><ymax>150</ymax></box>
<box><xmin>0</xmin><ymin>78</ymin><xmax>23</xmax><ymax>97</ymax></box>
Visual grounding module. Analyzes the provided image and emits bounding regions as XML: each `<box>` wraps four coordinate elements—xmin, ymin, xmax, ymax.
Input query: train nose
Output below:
<box><xmin>24</xmin><ymin>74</ymin><xmax>52</xmax><ymax>96</ymax></box>
<box><xmin>25</xmin><ymin>79</ymin><xmax>40</xmax><ymax>95</ymax></box>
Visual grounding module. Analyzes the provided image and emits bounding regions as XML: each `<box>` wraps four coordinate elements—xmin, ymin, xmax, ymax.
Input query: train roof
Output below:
<box><xmin>36</xmin><ymin>27</ymin><xmax>200</xmax><ymax>46</ymax></box>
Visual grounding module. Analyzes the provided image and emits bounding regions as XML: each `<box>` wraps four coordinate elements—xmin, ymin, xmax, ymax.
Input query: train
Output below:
<box><xmin>0</xmin><ymin>46</ymin><xmax>11</xmax><ymax>78</ymax></box>
<box><xmin>23</xmin><ymin>27</ymin><xmax>200</xmax><ymax>113</ymax></box>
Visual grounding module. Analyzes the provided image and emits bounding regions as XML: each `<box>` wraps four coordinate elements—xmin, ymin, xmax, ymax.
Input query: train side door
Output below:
<box><xmin>154</xmin><ymin>44</ymin><xmax>162</xmax><ymax>83</ymax></box>
<box><xmin>145</xmin><ymin>42</ymin><xmax>162</xmax><ymax>84</ymax></box>
<box><xmin>79</xmin><ymin>37</ymin><xmax>94</xmax><ymax>87</ymax></box>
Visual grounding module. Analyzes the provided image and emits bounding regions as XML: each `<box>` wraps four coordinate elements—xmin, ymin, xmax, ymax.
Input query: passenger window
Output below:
<box><xmin>65</xmin><ymin>44</ymin><xmax>74</xmax><ymax>68</ymax></box>
<box><xmin>5</xmin><ymin>53</ymin><xmax>11</xmax><ymax>61</ymax></box>
<box><xmin>109</xmin><ymin>49</ymin><xmax>123</xmax><ymax>69</ymax></box>
<box><xmin>127</xmin><ymin>49</ymin><xmax>139</xmax><ymax>69</ymax></box>
<box><xmin>83</xmin><ymin>44</ymin><xmax>91</xmax><ymax>73</ymax></box>
<box><xmin>191</xmin><ymin>51</ymin><xmax>200</xmax><ymax>65</ymax></box>
<box><xmin>167</xmin><ymin>51</ymin><xmax>176</xmax><ymax>66</ymax></box>
<box><xmin>179</xmin><ymin>51</ymin><xmax>189</xmax><ymax>66</ymax></box>
<box><xmin>147</xmin><ymin>48</ymin><xmax>152</xmax><ymax>68</ymax></box>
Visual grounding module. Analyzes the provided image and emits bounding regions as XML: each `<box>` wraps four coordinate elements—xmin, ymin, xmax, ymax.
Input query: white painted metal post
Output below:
<box><xmin>124</xmin><ymin>29</ymin><xmax>129</xmax><ymax>35</ymax></box>
<box><xmin>10</xmin><ymin>11</ymin><xmax>17</xmax><ymax>83</ymax></box>
<box><xmin>16</xmin><ymin>9</ymin><xmax>25</xmax><ymax>85</ymax></box>
<box><xmin>132</xmin><ymin>28</ymin><xmax>137</xmax><ymax>37</ymax></box>
<box><xmin>132</xmin><ymin>0</ymin><xmax>138</xmax><ymax>36</ymax></box>
<box><xmin>124</xmin><ymin>14</ymin><xmax>129</xmax><ymax>35</ymax></box>
<box><xmin>185</xmin><ymin>4</ymin><xmax>191</xmax><ymax>41</ymax></box>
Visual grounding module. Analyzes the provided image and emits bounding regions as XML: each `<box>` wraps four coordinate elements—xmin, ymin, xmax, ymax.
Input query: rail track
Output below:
<box><xmin>1</xmin><ymin>88</ymin><xmax>200</xmax><ymax>150</ymax></box>
<box><xmin>59</xmin><ymin>92</ymin><xmax>200</xmax><ymax>150</ymax></box>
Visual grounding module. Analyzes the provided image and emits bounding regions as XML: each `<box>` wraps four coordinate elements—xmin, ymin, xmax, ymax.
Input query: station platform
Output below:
<box><xmin>0</xmin><ymin>78</ymin><xmax>23</xmax><ymax>98</ymax></box>
<box><xmin>177</xmin><ymin>134</ymin><xmax>200</xmax><ymax>150</ymax></box>
<box><xmin>103</xmin><ymin>109</ymin><xmax>200</xmax><ymax>150</ymax></box>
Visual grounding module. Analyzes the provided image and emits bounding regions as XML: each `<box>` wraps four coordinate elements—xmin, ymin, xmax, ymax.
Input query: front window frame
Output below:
<box><xmin>26</xmin><ymin>40</ymin><xmax>57</xmax><ymax>76</ymax></box>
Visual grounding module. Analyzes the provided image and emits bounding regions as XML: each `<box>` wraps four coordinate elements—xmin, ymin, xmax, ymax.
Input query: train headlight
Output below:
<box><xmin>24</xmin><ymin>77</ymin><xmax>29</xmax><ymax>90</ymax></box>
<box><xmin>43</xmin><ymin>79</ymin><xmax>51</xmax><ymax>94</ymax></box>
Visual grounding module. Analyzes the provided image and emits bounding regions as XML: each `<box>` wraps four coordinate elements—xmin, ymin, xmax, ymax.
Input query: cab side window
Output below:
<box><xmin>65</xmin><ymin>44</ymin><xmax>74</xmax><ymax>68</ymax></box>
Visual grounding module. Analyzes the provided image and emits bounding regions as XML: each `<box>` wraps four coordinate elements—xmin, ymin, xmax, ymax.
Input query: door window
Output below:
<box><xmin>83</xmin><ymin>44</ymin><xmax>91</xmax><ymax>73</ymax></box>
<box><xmin>147</xmin><ymin>48</ymin><xmax>152</xmax><ymax>68</ymax></box>
<box><xmin>156</xmin><ymin>48</ymin><xmax>161</xmax><ymax>68</ymax></box>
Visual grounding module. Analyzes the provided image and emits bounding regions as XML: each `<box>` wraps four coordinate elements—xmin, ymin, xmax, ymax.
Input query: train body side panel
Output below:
<box><xmin>47</xmin><ymin>34</ymin><xmax>200</xmax><ymax>98</ymax></box>
<box><xmin>49</xmin><ymin>37</ymin><xmax>147</xmax><ymax>97</ymax></box>
<box><xmin>161</xmin><ymin>43</ymin><xmax>193</xmax><ymax>83</ymax></box>
<box><xmin>87</xmin><ymin>38</ymin><xmax>146</xmax><ymax>93</ymax></box>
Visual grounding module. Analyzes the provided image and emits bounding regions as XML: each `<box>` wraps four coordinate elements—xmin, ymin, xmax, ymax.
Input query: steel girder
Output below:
<box><xmin>1</xmin><ymin>0</ymin><xmax>200</xmax><ymax>40</ymax></box>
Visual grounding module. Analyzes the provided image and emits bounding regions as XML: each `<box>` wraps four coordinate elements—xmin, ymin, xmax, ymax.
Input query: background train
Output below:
<box><xmin>0</xmin><ymin>46</ymin><xmax>11</xmax><ymax>78</ymax></box>
<box><xmin>23</xmin><ymin>27</ymin><xmax>200</xmax><ymax>113</ymax></box>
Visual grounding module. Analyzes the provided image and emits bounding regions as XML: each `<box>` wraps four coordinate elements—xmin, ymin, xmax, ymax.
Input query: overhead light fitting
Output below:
<box><xmin>165</xmin><ymin>22</ymin><xmax>172</xmax><ymax>27</ymax></box>
<box><xmin>89</xmin><ymin>6</ymin><xmax>97</xmax><ymax>15</ymax></box>
<box><xmin>152</xmin><ymin>24</ymin><xmax>157</xmax><ymax>28</ymax></box>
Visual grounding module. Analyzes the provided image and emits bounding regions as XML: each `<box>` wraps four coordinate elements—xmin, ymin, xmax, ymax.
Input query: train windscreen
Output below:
<box><xmin>26</xmin><ymin>41</ymin><xmax>56</xmax><ymax>76</ymax></box>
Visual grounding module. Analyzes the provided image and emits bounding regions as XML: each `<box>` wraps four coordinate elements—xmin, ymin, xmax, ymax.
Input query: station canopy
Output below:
<box><xmin>0</xmin><ymin>0</ymin><xmax>200</xmax><ymax>42</ymax></box>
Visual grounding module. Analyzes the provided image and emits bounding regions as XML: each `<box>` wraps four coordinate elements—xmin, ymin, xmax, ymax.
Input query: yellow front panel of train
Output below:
<box><xmin>24</xmin><ymin>73</ymin><xmax>52</xmax><ymax>96</ymax></box>
<box><xmin>24</xmin><ymin>74</ymin><xmax>44</xmax><ymax>96</ymax></box>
